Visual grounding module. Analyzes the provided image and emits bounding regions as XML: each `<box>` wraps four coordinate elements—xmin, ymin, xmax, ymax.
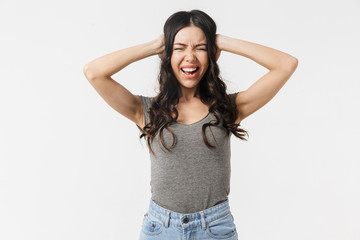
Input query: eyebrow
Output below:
<box><xmin>174</xmin><ymin>43</ymin><xmax>207</xmax><ymax>47</ymax></box>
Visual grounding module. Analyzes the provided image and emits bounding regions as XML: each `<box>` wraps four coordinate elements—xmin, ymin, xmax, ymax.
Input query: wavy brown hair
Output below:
<box><xmin>140</xmin><ymin>10</ymin><xmax>249</xmax><ymax>156</ymax></box>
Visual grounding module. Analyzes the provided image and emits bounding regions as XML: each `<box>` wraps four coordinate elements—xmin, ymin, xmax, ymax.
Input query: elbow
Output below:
<box><xmin>290</xmin><ymin>57</ymin><xmax>298</xmax><ymax>72</ymax></box>
<box><xmin>274</xmin><ymin>56</ymin><xmax>298</xmax><ymax>73</ymax></box>
<box><xmin>283</xmin><ymin>57</ymin><xmax>298</xmax><ymax>73</ymax></box>
<box><xmin>83</xmin><ymin>64</ymin><xmax>110</xmax><ymax>81</ymax></box>
<box><xmin>83</xmin><ymin>64</ymin><xmax>96</xmax><ymax>81</ymax></box>
<box><xmin>291</xmin><ymin>57</ymin><xmax>298</xmax><ymax>68</ymax></box>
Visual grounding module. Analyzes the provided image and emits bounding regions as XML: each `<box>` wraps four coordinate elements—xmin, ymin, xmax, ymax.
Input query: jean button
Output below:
<box><xmin>183</xmin><ymin>217</ymin><xmax>189</xmax><ymax>223</ymax></box>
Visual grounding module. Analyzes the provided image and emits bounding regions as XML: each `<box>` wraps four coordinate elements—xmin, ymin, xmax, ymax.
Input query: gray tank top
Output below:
<box><xmin>136</xmin><ymin>92</ymin><xmax>238</xmax><ymax>214</ymax></box>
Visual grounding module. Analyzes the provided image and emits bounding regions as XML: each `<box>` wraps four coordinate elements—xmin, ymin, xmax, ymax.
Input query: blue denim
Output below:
<box><xmin>139</xmin><ymin>198</ymin><xmax>238</xmax><ymax>240</ymax></box>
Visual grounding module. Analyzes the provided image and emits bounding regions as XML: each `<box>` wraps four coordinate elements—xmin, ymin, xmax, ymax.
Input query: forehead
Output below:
<box><xmin>173</xmin><ymin>26</ymin><xmax>207</xmax><ymax>44</ymax></box>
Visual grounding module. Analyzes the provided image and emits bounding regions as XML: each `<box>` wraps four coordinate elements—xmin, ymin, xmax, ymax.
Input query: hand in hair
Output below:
<box><xmin>215</xmin><ymin>34</ymin><xmax>223</xmax><ymax>61</ymax></box>
<box><xmin>155</xmin><ymin>34</ymin><xmax>165</xmax><ymax>60</ymax></box>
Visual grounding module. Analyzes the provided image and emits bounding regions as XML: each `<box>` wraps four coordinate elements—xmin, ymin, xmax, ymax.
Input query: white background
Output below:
<box><xmin>1</xmin><ymin>0</ymin><xmax>359</xmax><ymax>239</ymax></box>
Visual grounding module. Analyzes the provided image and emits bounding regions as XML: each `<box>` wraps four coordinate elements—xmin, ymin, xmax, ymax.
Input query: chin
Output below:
<box><xmin>179</xmin><ymin>80</ymin><xmax>201</xmax><ymax>88</ymax></box>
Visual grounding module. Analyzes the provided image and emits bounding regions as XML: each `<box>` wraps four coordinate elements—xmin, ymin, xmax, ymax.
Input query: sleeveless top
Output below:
<box><xmin>135</xmin><ymin>92</ymin><xmax>239</xmax><ymax>214</ymax></box>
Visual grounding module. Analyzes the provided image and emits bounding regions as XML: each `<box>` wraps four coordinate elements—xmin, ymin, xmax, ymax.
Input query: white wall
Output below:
<box><xmin>1</xmin><ymin>0</ymin><xmax>359</xmax><ymax>239</ymax></box>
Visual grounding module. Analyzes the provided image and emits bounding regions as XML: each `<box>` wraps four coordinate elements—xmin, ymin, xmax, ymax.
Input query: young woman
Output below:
<box><xmin>84</xmin><ymin>9</ymin><xmax>297</xmax><ymax>240</ymax></box>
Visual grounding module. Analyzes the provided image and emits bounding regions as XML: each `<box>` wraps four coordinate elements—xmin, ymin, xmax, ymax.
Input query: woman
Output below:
<box><xmin>84</xmin><ymin>9</ymin><xmax>297</xmax><ymax>240</ymax></box>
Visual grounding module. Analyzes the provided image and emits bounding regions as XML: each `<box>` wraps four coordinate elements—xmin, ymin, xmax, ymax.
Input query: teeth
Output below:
<box><xmin>181</xmin><ymin>68</ymin><xmax>197</xmax><ymax>72</ymax></box>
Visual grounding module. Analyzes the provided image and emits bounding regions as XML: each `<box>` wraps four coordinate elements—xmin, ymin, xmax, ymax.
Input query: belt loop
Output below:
<box><xmin>164</xmin><ymin>210</ymin><xmax>170</xmax><ymax>228</ymax></box>
<box><xmin>200</xmin><ymin>211</ymin><xmax>206</xmax><ymax>230</ymax></box>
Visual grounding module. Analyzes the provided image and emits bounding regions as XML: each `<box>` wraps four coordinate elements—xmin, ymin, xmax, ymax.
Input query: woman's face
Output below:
<box><xmin>170</xmin><ymin>26</ymin><xmax>209</xmax><ymax>92</ymax></box>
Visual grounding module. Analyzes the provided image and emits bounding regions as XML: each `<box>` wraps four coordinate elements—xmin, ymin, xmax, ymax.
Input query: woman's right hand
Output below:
<box><xmin>154</xmin><ymin>34</ymin><xmax>165</xmax><ymax>60</ymax></box>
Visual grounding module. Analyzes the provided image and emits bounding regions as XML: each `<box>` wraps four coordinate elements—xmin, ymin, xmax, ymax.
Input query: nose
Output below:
<box><xmin>184</xmin><ymin>50</ymin><xmax>196</xmax><ymax>62</ymax></box>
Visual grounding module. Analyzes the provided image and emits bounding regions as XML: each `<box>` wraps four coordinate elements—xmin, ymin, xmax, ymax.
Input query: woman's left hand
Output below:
<box><xmin>215</xmin><ymin>34</ymin><xmax>223</xmax><ymax>61</ymax></box>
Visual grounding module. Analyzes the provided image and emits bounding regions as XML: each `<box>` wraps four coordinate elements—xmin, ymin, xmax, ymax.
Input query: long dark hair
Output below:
<box><xmin>140</xmin><ymin>9</ymin><xmax>248</xmax><ymax>156</ymax></box>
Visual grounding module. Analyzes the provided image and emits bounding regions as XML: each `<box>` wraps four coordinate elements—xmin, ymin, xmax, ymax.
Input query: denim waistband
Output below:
<box><xmin>147</xmin><ymin>198</ymin><xmax>232</xmax><ymax>229</ymax></box>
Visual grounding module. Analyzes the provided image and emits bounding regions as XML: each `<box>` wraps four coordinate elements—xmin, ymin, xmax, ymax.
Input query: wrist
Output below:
<box><xmin>151</xmin><ymin>35</ymin><xmax>165</xmax><ymax>55</ymax></box>
<box><xmin>216</xmin><ymin>34</ymin><xmax>225</xmax><ymax>51</ymax></box>
<box><xmin>218</xmin><ymin>35</ymin><xmax>231</xmax><ymax>51</ymax></box>
<box><xmin>138</xmin><ymin>39</ymin><xmax>160</xmax><ymax>58</ymax></box>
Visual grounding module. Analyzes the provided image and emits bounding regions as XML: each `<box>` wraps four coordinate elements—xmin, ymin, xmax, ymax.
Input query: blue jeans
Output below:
<box><xmin>139</xmin><ymin>198</ymin><xmax>238</xmax><ymax>240</ymax></box>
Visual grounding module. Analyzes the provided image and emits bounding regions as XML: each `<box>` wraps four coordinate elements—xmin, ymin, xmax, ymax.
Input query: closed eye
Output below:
<box><xmin>174</xmin><ymin>48</ymin><xmax>207</xmax><ymax>51</ymax></box>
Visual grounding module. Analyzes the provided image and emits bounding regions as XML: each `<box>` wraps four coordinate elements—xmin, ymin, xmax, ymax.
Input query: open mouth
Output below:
<box><xmin>181</xmin><ymin>67</ymin><xmax>199</xmax><ymax>75</ymax></box>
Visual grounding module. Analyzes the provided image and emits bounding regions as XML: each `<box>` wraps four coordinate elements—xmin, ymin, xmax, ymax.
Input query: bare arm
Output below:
<box><xmin>216</xmin><ymin>34</ymin><xmax>298</xmax><ymax>123</ymax></box>
<box><xmin>84</xmin><ymin>36</ymin><xmax>164</xmax><ymax>79</ymax></box>
<box><xmin>83</xmin><ymin>35</ymin><xmax>164</xmax><ymax>129</ymax></box>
